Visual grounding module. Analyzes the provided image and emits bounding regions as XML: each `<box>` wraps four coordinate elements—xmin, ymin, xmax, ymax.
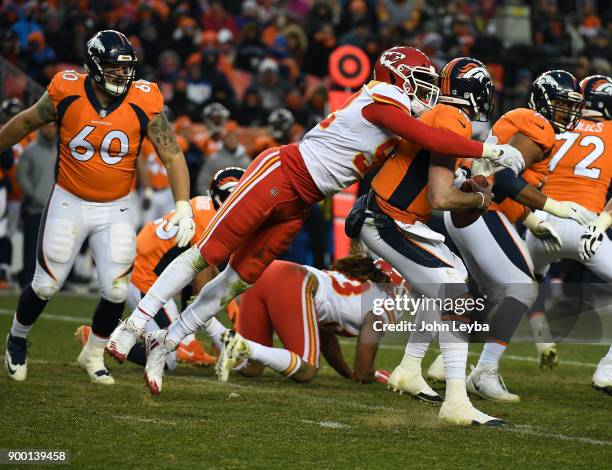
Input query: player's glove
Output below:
<box><xmin>141</xmin><ymin>187</ymin><xmax>154</xmax><ymax>211</ymax></box>
<box><xmin>522</xmin><ymin>212</ymin><xmax>562</xmax><ymax>253</ymax></box>
<box><xmin>374</xmin><ymin>370</ymin><xmax>390</xmax><ymax>384</ymax></box>
<box><xmin>543</xmin><ymin>199</ymin><xmax>595</xmax><ymax>225</ymax></box>
<box><xmin>481</xmin><ymin>135</ymin><xmax>525</xmax><ymax>175</ymax></box>
<box><xmin>579</xmin><ymin>211</ymin><xmax>612</xmax><ymax>261</ymax></box>
<box><xmin>167</xmin><ymin>200</ymin><xmax>195</xmax><ymax>247</ymax></box>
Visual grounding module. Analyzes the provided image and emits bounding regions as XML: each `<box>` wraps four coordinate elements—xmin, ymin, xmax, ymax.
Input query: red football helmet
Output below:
<box><xmin>373</xmin><ymin>46</ymin><xmax>439</xmax><ymax>115</ymax></box>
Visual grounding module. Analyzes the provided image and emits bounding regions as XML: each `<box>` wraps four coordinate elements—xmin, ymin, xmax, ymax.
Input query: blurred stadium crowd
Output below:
<box><xmin>0</xmin><ymin>0</ymin><xmax>611</xmax><ymax>286</ymax></box>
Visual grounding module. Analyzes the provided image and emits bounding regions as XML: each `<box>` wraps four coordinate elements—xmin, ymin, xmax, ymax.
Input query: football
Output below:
<box><xmin>450</xmin><ymin>175</ymin><xmax>490</xmax><ymax>228</ymax></box>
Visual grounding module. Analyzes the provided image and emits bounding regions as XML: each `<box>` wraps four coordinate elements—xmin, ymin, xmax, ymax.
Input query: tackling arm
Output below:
<box><xmin>0</xmin><ymin>93</ymin><xmax>56</xmax><ymax>152</ymax></box>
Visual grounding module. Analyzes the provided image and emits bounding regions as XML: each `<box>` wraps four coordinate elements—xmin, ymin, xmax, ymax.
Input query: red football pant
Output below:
<box><xmin>237</xmin><ymin>260</ymin><xmax>320</xmax><ymax>367</ymax></box>
<box><xmin>197</xmin><ymin>148</ymin><xmax>311</xmax><ymax>283</ymax></box>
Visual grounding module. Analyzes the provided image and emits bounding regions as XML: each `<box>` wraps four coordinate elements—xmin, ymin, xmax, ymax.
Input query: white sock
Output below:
<box><xmin>202</xmin><ymin>317</ymin><xmax>228</xmax><ymax>350</ymax></box>
<box><xmin>477</xmin><ymin>341</ymin><xmax>506</xmax><ymax>368</ymax></box>
<box><xmin>84</xmin><ymin>332</ymin><xmax>107</xmax><ymax>358</ymax></box>
<box><xmin>10</xmin><ymin>316</ymin><xmax>32</xmax><ymax>339</ymax></box>
<box><xmin>144</xmin><ymin>318</ymin><xmax>194</xmax><ymax>346</ymax></box>
<box><xmin>439</xmin><ymin>322</ymin><xmax>468</xmax><ymax>382</ymax></box>
<box><xmin>529</xmin><ymin>312</ymin><xmax>553</xmax><ymax>343</ymax></box>
<box><xmin>445</xmin><ymin>378</ymin><xmax>469</xmax><ymax>403</ymax></box>
<box><xmin>247</xmin><ymin>341</ymin><xmax>302</xmax><ymax>377</ymax></box>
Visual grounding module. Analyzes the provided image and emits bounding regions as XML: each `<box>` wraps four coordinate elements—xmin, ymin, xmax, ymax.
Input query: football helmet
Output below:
<box><xmin>528</xmin><ymin>70</ymin><xmax>584</xmax><ymax>133</ymax></box>
<box><xmin>437</xmin><ymin>57</ymin><xmax>494</xmax><ymax>122</ymax></box>
<box><xmin>85</xmin><ymin>30</ymin><xmax>137</xmax><ymax>97</ymax></box>
<box><xmin>580</xmin><ymin>75</ymin><xmax>612</xmax><ymax>120</ymax></box>
<box><xmin>373</xmin><ymin>46</ymin><xmax>439</xmax><ymax>116</ymax></box>
<box><xmin>0</xmin><ymin>97</ymin><xmax>24</xmax><ymax>123</ymax></box>
<box><xmin>268</xmin><ymin>108</ymin><xmax>294</xmax><ymax>143</ymax></box>
<box><xmin>209</xmin><ymin>167</ymin><xmax>245</xmax><ymax>210</ymax></box>
<box><xmin>202</xmin><ymin>102</ymin><xmax>230</xmax><ymax>135</ymax></box>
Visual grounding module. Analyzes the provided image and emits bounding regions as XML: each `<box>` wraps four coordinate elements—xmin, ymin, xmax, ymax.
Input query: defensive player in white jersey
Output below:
<box><xmin>107</xmin><ymin>46</ymin><xmax>525</xmax><ymax>396</ymax></box>
<box><xmin>1</xmin><ymin>30</ymin><xmax>195</xmax><ymax>384</ymax></box>
<box><xmin>525</xmin><ymin>75</ymin><xmax>612</xmax><ymax>395</ymax></box>
<box><xmin>204</xmin><ymin>256</ymin><xmax>396</xmax><ymax>383</ymax></box>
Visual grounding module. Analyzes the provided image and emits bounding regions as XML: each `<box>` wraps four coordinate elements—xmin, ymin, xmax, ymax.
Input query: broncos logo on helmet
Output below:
<box><xmin>580</xmin><ymin>75</ymin><xmax>612</xmax><ymax>120</ymax></box>
<box><xmin>209</xmin><ymin>167</ymin><xmax>245</xmax><ymax>210</ymax></box>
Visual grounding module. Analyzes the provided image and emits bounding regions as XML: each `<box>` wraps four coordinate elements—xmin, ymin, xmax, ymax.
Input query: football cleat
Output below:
<box><xmin>176</xmin><ymin>339</ymin><xmax>217</xmax><ymax>366</ymax></box>
<box><xmin>466</xmin><ymin>365</ymin><xmax>520</xmax><ymax>403</ymax></box>
<box><xmin>215</xmin><ymin>330</ymin><xmax>251</xmax><ymax>383</ymax></box>
<box><xmin>144</xmin><ymin>329</ymin><xmax>175</xmax><ymax>395</ymax></box>
<box><xmin>439</xmin><ymin>398</ymin><xmax>506</xmax><ymax>426</ymax></box>
<box><xmin>77</xmin><ymin>342</ymin><xmax>115</xmax><ymax>385</ymax></box>
<box><xmin>5</xmin><ymin>333</ymin><xmax>28</xmax><ymax>381</ymax></box>
<box><xmin>592</xmin><ymin>357</ymin><xmax>612</xmax><ymax>396</ymax></box>
<box><xmin>106</xmin><ymin>319</ymin><xmax>144</xmax><ymax>363</ymax></box>
<box><xmin>388</xmin><ymin>364</ymin><xmax>443</xmax><ymax>404</ymax></box>
<box><xmin>537</xmin><ymin>344</ymin><xmax>559</xmax><ymax>371</ymax></box>
<box><xmin>426</xmin><ymin>354</ymin><xmax>446</xmax><ymax>383</ymax></box>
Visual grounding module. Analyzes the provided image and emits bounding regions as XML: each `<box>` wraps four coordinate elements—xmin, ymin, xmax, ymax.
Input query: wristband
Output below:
<box><xmin>593</xmin><ymin>211</ymin><xmax>612</xmax><ymax>231</ymax></box>
<box><xmin>476</xmin><ymin>191</ymin><xmax>486</xmax><ymax>209</ymax></box>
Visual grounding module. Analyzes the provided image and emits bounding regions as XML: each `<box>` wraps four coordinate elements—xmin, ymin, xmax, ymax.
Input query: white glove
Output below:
<box><xmin>579</xmin><ymin>211</ymin><xmax>612</xmax><ymax>261</ymax></box>
<box><xmin>481</xmin><ymin>135</ymin><xmax>525</xmax><ymax>175</ymax></box>
<box><xmin>453</xmin><ymin>167</ymin><xmax>468</xmax><ymax>188</ymax></box>
<box><xmin>470</xmin><ymin>159</ymin><xmax>495</xmax><ymax>177</ymax></box>
<box><xmin>166</xmin><ymin>200</ymin><xmax>195</xmax><ymax>247</ymax></box>
<box><xmin>542</xmin><ymin>199</ymin><xmax>595</xmax><ymax>225</ymax></box>
<box><xmin>523</xmin><ymin>212</ymin><xmax>562</xmax><ymax>253</ymax></box>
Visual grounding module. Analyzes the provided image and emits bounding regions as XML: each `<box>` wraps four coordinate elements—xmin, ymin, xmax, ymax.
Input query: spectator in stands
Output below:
<box><xmin>16</xmin><ymin>123</ymin><xmax>56</xmax><ymax>287</ymax></box>
<box><xmin>1</xmin><ymin>29</ymin><xmax>20</xmax><ymax>66</ymax></box>
<box><xmin>23</xmin><ymin>31</ymin><xmax>55</xmax><ymax>83</ymax></box>
<box><xmin>255</xmin><ymin>58</ymin><xmax>289</xmax><ymax>112</ymax></box>
<box><xmin>202</xmin><ymin>0</ymin><xmax>238</xmax><ymax>36</ymax></box>
<box><xmin>172</xmin><ymin>16</ymin><xmax>201</xmax><ymax>62</ymax></box>
<box><xmin>196</xmin><ymin>122</ymin><xmax>250</xmax><ymax>196</ymax></box>
<box><xmin>236</xmin><ymin>0</ymin><xmax>260</xmax><ymax>30</ymax></box>
<box><xmin>303</xmin><ymin>85</ymin><xmax>328</xmax><ymax>131</ymax></box>
<box><xmin>235</xmin><ymin>23</ymin><xmax>267</xmax><ymax>72</ymax></box>
<box><xmin>574</xmin><ymin>55</ymin><xmax>591</xmax><ymax>81</ymax></box>
<box><xmin>235</xmin><ymin>86</ymin><xmax>268</xmax><ymax>127</ymax></box>
<box><xmin>11</xmin><ymin>3</ymin><xmax>42</xmax><ymax>49</ymax></box>
<box><xmin>303</xmin><ymin>23</ymin><xmax>336</xmax><ymax>77</ymax></box>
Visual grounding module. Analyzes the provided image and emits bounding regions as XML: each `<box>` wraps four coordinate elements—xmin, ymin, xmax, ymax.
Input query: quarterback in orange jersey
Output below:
<box><xmin>204</xmin><ymin>257</ymin><xmax>395</xmax><ymax>385</ymax></box>
<box><xmin>2</xmin><ymin>30</ymin><xmax>194</xmax><ymax>385</ymax></box>
<box><xmin>524</xmin><ymin>75</ymin><xmax>612</xmax><ymax>394</ymax></box>
<box><xmin>442</xmin><ymin>70</ymin><xmax>592</xmax><ymax>403</ymax></box>
<box><xmin>360</xmin><ymin>57</ymin><xmax>505</xmax><ymax>425</ymax></box>
<box><xmin>108</xmin><ymin>46</ymin><xmax>525</xmax><ymax>397</ymax></box>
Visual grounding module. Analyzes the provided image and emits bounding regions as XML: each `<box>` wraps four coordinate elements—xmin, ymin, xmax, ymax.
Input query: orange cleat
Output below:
<box><xmin>74</xmin><ymin>325</ymin><xmax>92</xmax><ymax>346</ymax></box>
<box><xmin>176</xmin><ymin>339</ymin><xmax>217</xmax><ymax>366</ymax></box>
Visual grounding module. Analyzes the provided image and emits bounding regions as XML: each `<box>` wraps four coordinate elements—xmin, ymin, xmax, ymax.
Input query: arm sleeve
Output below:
<box><xmin>362</xmin><ymin>102</ymin><xmax>484</xmax><ymax>159</ymax></box>
<box><xmin>491</xmin><ymin>168</ymin><xmax>529</xmax><ymax>203</ymax></box>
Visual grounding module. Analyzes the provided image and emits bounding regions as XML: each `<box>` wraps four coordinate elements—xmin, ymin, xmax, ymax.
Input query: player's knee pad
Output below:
<box><xmin>110</xmin><ymin>223</ymin><xmax>136</xmax><ymax>265</ymax></box>
<box><xmin>31</xmin><ymin>277</ymin><xmax>59</xmax><ymax>300</ymax></box>
<box><xmin>44</xmin><ymin>219</ymin><xmax>78</xmax><ymax>264</ymax></box>
<box><xmin>100</xmin><ymin>283</ymin><xmax>129</xmax><ymax>304</ymax></box>
<box><xmin>504</xmin><ymin>281</ymin><xmax>538</xmax><ymax>309</ymax></box>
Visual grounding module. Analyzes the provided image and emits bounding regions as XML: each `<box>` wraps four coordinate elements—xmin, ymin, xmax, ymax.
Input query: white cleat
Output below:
<box><xmin>144</xmin><ymin>329</ymin><xmax>175</xmax><ymax>395</ymax></box>
<box><xmin>466</xmin><ymin>365</ymin><xmax>520</xmax><ymax>403</ymax></box>
<box><xmin>387</xmin><ymin>364</ymin><xmax>442</xmax><ymax>404</ymax></box>
<box><xmin>215</xmin><ymin>330</ymin><xmax>251</xmax><ymax>383</ymax></box>
<box><xmin>593</xmin><ymin>357</ymin><xmax>612</xmax><ymax>396</ymax></box>
<box><xmin>77</xmin><ymin>346</ymin><xmax>115</xmax><ymax>385</ymax></box>
<box><xmin>537</xmin><ymin>344</ymin><xmax>559</xmax><ymax>371</ymax></box>
<box><xmin>106</xmin><ymin>319</ymin><xmax>144</xmax><ymax>363</ymax></box>
<box><xmin>426</xmin><ymin>354</ymin><xmax>446</xmax><ymax>383</ymax></box>
<box><xmin>439</xmin><ymin>398</ymin><xmax>506</xmax><ymax>426</ymax></box>
<box><xmin>5</xmin><ymin>334</ymin><xmax>28</xmax><ymax>381</ymax></box>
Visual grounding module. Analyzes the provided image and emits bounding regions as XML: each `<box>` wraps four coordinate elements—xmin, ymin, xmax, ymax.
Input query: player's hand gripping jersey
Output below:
<box><xmin>372</xmin><ymin>103</ymin><xmax>473</xmax><ymax>224</ymax></box>
<box><xmin>488</xmin><ymin>108</ymin><xmax>556</xmax><ymax>222</ymax></box>
<box><xmin>543</xmin><ymin>118</ymin><xmax>612</xmax><ymax>214</ymax></box>
<box><xmin>47</xmin><ymin>71</ymin><xmax>163</xmax><ymax>202</ymax></box>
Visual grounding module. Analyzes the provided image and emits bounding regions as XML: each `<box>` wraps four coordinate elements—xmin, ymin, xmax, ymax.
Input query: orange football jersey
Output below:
<box><xmin>542</xmin><ymin>119</ymin><xmax>612</xmax><ymax>213</ymax></box>
<box><xmin>372</xmin><ymin>103</ymin><xmax>472</xmax><ymax>224</ymax></box>
<box><xmin>47</xmin><ymin>71</ymin><xmax>163</xmax><ymax>202</ymax></box>
<box><xmin>489</xmin><ymin>108</ymin><xmax>556</xmax><ymax>222</ymax></box>
<box><xmin>131</xmin><ymin>196</ymin><xmax>216</xmax><ymax>293</ymax></box>
<box><xmin>139</xmin><ymin>136</ymin><xmax>187</xmax><ymax>191</ymax></box>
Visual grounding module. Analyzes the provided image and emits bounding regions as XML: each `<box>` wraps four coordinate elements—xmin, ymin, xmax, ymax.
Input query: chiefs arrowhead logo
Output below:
<box><xmin>379</xmin><ymin>51</ymin><xmax>406</xmax><ymax>67</ymax></box>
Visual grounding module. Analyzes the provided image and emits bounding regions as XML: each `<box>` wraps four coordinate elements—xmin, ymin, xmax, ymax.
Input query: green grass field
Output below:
<box><xmin>1</xmin><ymin>293</ymin><xmax>611</xmax><ymax>469</ymax></box>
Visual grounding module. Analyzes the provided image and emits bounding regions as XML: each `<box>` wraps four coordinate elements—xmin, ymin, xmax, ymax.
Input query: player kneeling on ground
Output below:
<box><xmin>76</xmin><ymin>167</ymin><xmax>245</xmax><ymax>371</ymax></box>
<box><xmin>205</xmin><ymin>256</ymin><xmax>397</xmax><ymax>384</ymax></box>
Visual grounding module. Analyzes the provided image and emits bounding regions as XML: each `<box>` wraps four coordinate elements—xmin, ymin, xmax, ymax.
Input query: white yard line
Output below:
<box><xmin>301</xmin><ymin>419</ymin><xmax>353</xmax><ymax>429</ymax></box>
<box><xmin>0</xmin><ymin>308</ymin><xmax>85</xmax><ymax>324</ymax></box>
<box><xmin>111</xmin><ymin>414</ymin><xmax>178</xmax><ymax>427</ymax></box>
<box><xmin>502</xmin><ymin>424</ymin><xmax>612</xmax><ymax>446</ymax></box>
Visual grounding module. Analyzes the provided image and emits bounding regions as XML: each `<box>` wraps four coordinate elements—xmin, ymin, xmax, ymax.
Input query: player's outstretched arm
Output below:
<box><xmin>0</xmin><ymin>92</ymin><xmax>56</xmax><ymax>152</ymax></box>
<box><xmin>147</xmin><ymin>111</ymin><xmax>194</xmax><ymax>247</ymax></box>
<box><xmin>362</xmin><ymin>102</ymin><xmax>525</xmax><ymax>174</ymax></box>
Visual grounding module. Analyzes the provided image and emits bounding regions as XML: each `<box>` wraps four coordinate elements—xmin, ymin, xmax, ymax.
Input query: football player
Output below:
<box><xmin>206</xmin><ymin>256</ymin><xmax>395</xmax><ymax>384</ymax></box>
<box><xmin>524</xmin><ymin>75</ymin><xmax>612</xmax><ymax>395</ymax></box>
<box><xmin>2</xmin><ymin>30</ymin><xmax>194</xmax><ymax>384</ymax></box>
<box><xmin>439</xmin><ymin>70</ymin><xmax>591</xmax><ymax>402</ymax></box>
<box><xmin>76</xmin><ymin>167</ymin><xmax>245</xmax><ymax>369</ymax></box>
<box><xmin>357</xmin><ymin>57</ymin><xmax>504</xmax><ymax>425</ymax></box>
<box><xmin>107</xmin><ymin>46</ymin><xmax>525</xmax><ymax>396</ymax></box>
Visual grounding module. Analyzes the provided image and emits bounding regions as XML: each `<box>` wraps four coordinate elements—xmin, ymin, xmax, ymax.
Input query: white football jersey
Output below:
<box><xmin>304</xmin><ymin>266</ymin><xmax>392</xmax><ymax>337</ymax></box>
<box><xmin>298</xmin><ymin>81</ymin><xmax>411</xmax><ymax>196</ymax></box>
